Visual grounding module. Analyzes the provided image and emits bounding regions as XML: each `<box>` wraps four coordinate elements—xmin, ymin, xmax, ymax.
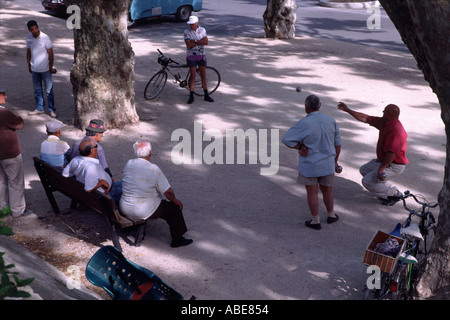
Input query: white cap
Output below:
<box><xmin>45</xmin><ymin>120</ymin><xmax>64</xmax><ymax>133</ymax></box>
<box><xmin>187</xmin><ymin>16</ymin><xmax>198</xmax><ymax>24</ymax></box>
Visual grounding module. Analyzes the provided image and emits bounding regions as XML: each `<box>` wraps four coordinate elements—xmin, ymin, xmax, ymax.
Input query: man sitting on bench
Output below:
<box><xmin>62</xmin><ymin>139</ymin><xmax>122</xmax><ymax>204</ymax></box>
<box><xmin>119</xmin><ymin>140</ymin><xmax>192</xmax><ymax>248</ymax></box>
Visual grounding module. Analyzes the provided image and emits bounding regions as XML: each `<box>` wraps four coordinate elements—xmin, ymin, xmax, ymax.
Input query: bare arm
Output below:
<box><xmin>27</xmin><ymin>48</ymin><xmax>32</xmax><ymax>73</ymax></box>
<box><xmin>337</xmin><ymin>102</ymin><xmax>369</xmax><ymax>123</ymax></box>
<box><xmin>47</xmin><ymin>48</ymin><xmax>56</xmax><ymax>73</ymax></box>
<box><xmin>164</xmin><ymin>187</ymin><xmax>183</xmax><ymax>210</ymax></box>
<box><xmin>185</xmin><ymin>36</ymin><xmax>208</xmax><ymax>49</ymax></box>
<box><xmin>87</xmin><ymin>179</ymin><xmax>110</xmax><ymax>193</ymax></box>
<box><xmin>335</xmin><ymin>144</ymin><xmax>341</xmax><ymax>172</ymax></box>
<box><xmin>378</xmin><ymin>151</ymin><xmax>396</xmax><ymax>179</ymax></box>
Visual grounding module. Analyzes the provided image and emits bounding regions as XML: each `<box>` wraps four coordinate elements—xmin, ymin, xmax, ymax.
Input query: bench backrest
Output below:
<box><xmin>33</xmin><ymin>157</ymin><xmax>121</xmax><ymax>221</ymax></box>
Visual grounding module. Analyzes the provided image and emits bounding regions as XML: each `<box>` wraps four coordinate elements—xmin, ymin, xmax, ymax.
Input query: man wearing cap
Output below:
<box><xmin>40</xmin><ymin>120</ymin><xmax>71</xmax><ymax>168</ymax></box>
<box><xmin>0</xmin><ymin>86</ymin><xmax>30</xmax><ymax>217</ymax></box>
<box><xmin>184</xmin><ymin>15</ymin><xmax>214</xmax><ymax>104</ymax></box>
<box><xmin>69</xmin><ymin>119</ymin><xmax>112</xmax><ymax>177</ymax></box>
<box><xmin>26</xmin><ymin>20</ymin><xmax>57</xmax><ymax>118</ymax></box>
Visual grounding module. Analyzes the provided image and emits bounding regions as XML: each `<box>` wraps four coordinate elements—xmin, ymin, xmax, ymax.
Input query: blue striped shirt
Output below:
<box><xmin>40</xmin><ymin>135</ymin><xmax>71</xmax><ymax>168</ymax></box>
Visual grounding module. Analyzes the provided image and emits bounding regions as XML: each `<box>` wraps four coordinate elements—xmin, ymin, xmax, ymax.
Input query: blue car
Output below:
<box><xmin>130</xmin><ymin>0</ymin><xmax>203</xmax><ymax>23</ymax></box>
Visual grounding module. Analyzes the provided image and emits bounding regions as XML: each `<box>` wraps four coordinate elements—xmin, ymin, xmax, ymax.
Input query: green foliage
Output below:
<box><xmin>0</xmin><ymin>206</ymin><xmax>35</xmax><ymax>300</ymax></box>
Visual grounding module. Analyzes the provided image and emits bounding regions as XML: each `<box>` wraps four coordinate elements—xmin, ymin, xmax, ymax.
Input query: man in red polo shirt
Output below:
<box><xmin>338</xmin><ymin>102</ymin><xmax>408</xmax><ymax>205</ymax></box>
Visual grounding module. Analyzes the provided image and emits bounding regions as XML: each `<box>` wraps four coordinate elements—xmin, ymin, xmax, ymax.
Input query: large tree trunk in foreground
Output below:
<box><xmin>66</xmin><ymin>0</ymin><xmax>139</xmax><ymax>130</ymax></box>
<box><xmin>379</xmin><ymin>0</ymin><xmax>450</xmax><ymax>299</ymax></box>
<box><xmin>263</xmin><ymin>0</ymin><xmax>297</xmax><ymax>39</ymax></box>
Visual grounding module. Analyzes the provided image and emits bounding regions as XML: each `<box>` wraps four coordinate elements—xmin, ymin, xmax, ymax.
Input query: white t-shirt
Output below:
<box><xmin>26</xmin><ymin>31</ymin><xmax>52</xmax><ymax>73</ymax></box>
<box><xmin>119</xmin><ymin>158</ymin><xmax>171</xmax><ymax>220</ymax></box>
<box><xmin>62</xmin><ymin>156</ymin><xmax>112</xmax><ymax>193</ymax></box>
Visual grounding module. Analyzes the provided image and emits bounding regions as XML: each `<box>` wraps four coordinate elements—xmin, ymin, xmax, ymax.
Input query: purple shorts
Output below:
<box><xmin>186</xmin><ymin>55</ymin><xmax>207</xmax><ymax>68</ymax></box>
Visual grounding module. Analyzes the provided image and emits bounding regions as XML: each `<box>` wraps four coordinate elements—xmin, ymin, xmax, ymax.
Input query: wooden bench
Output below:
<box><xmin>33</xmin><ymin>156</ymin><xmax>147</xmax><ymax>251</ymax></box>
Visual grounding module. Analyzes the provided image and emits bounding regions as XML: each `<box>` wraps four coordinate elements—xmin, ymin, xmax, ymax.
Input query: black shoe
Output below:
<box><xmin>187</xmin><ymin>96</ymin><xmax>194</xmax><ymax>104</ymax></box>
<box><xmin>327</xmin><ymin>214</ymin><xmax>339</xmax><ymax>224</ymax></box>
<box><xmin>171</xmin><ymin>237</ymin><xmax>193</xmax><ymax>248</ymax></box>
<box><xmin>305</xmin><ymin>220</ymin><xmax>321</xmax><ymax>230</ymax></box>
<box><xmin>204</xmin><ymin>94</ymin><xmax>214</xmax><ymax>102</ymax></box>
<box><xmin>383</xmin><ymin>192</ymin><xmax>403</xmax><ymax>206</ymax></box>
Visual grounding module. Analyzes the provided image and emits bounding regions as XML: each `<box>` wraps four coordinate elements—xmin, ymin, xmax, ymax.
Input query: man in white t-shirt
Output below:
<box><xmin>184</xmin><ymin>15</ymin><xmax>214</xmax><ymax>104</ymax></box>
<box><xmin>120</xmin><ymin>140</ymin><xmax>192</xmax><ymax>248</ymax></box>
<box><xmin>26</xmin><ymin>20</ymin><xmax>57</xmax><ymax>118</ymax></box>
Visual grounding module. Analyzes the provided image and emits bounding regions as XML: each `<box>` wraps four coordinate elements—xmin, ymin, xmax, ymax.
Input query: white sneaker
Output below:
<box><xmin>49</xmin><ymin>111</ymin><xmax>57</xmax><ymax>118</ymax></box>
<box><xmin>28</xmin><ymin>109</ymin><xmax>44</xmax><ymax>115</ymax></box>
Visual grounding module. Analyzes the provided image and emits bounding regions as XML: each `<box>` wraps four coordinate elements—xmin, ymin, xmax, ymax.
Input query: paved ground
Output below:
<box><xmin>0</xmin><ymin>0</ymin><xmax>445</xmax><ymax>302</ymax></box>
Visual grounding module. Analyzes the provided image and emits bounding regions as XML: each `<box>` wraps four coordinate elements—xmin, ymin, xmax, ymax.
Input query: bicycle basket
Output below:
<box><xmin>363</xmin><ymin>231</ymin><xmax>405</xmax><ymax>274</ymax></box>
<box><xmin>158</xmin><ymin>54</ymin><xmax>169</xmax><ymax>67</ymax></box>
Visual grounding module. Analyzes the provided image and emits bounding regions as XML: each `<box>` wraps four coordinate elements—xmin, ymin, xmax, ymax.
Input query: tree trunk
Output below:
<box><xmin>65</xmin><ymin>0</ymin><xmax>139</xmax><ymax>130</ymax></box>
<box><xmin>263</xmin><ymin>0</ymin><xmax>298</xmax><ymax>39</ymax></box>
<box><xmin>379</xmin><ymin>0</ymin><xmax>450</xmax><ymax>299</ymax></box>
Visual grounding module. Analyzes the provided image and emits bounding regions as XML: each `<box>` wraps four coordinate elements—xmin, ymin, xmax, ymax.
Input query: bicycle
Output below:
<box><xmin>362</xmin><ymin>190</ymin><xmax>438</xmax><ymax>300</ymax></box>
<box><xmin>144</xmin><ymin>49</ymin><xmax>221</xmax><ymax>100</ymax></box>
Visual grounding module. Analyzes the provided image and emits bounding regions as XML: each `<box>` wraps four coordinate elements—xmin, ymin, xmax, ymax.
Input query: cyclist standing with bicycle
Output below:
<box><xmin>184</xmin><ymin>15</ymin><xmax>214</xmax><ymax>104</ymax></box>
<box><xmin>337</xmin><ymin>102</ymin><xmax>408</xmax><ymax>205</ymax></box>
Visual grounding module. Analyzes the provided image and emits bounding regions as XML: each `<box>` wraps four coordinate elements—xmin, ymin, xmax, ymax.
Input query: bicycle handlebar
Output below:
<box><xmin>157</xmin><ymin>49</ymin><xmax>179</xmax><ymax>65</ymax></box>
<box><xmin>400</xmin><ymin>190</ymin><xmax>438</xmax><ymax>217</ymax></box>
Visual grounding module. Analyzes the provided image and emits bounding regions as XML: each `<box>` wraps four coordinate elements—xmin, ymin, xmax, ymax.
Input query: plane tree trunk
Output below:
<box><xmin>65</xmin><ymin>0</ymin><xmax>139</xmax><ymax>130</ymax></box>
<box><xmin>379</xmin><ymin>0</ymin><xmax>450</xmax><ymax>299</ymax></box>
<box><xmin>263</xmin><ymin>0</ymin><xmax>298</xmax><ymax>39</ymax></box>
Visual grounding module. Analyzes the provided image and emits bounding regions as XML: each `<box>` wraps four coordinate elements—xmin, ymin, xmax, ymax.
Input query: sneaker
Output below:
<box><xmin>383</xmin><ymin>192</ymin><xmax>403</xmax><ymax>206</ymax></box>
<box><xmin>49</xmin><ymin>111</ymin><xmax>57</xmax><ymax>118</ymax></box>
<box><xmin>28</xmin><ymin>109</ymin><xmax>44</xmax><ymax>115</ymax></box>
<box><xmin>12</xmin><ymin>209</ymin><xmax>34</xmax><ymax>218</ymax></box>
<box><xmin>204</xmin><ymin>94</ymin><xmax>214</xmax><ymax>102</ymax></box>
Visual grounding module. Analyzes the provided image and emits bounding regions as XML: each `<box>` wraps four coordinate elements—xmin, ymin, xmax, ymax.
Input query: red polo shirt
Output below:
<box><xmin>367</xmin><ymin>116</ymin><xmax>408</xmax><ymax>165</ymax></box>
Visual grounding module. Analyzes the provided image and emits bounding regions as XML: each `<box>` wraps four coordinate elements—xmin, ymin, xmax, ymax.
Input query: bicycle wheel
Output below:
<box><xmin>395</xmin><ymin>264</ymin><xmax>412</xmax><ymax>300</ymax></box>
<box><xmin>186</xmin><ymin>66</ymin><xmax>221</xmax><ymax>96</ymax></box>
<box><xmin>144</xmin><ymin>70</ymin><xmax>168</xmax><ymax>100</ymax></box>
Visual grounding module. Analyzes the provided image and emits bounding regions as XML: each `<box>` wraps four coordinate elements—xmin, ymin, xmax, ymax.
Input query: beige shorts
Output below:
<box><xmin>297</xmin><ymin>172</ymin><xmax>334</xmax><ymax>186</ymax></box>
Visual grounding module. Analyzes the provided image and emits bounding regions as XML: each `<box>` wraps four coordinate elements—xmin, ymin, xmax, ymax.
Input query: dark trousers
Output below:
<box><xmin>150</xmin><ymin>200</ymin><xmax>188</xmax><ymax>240</ymax></box>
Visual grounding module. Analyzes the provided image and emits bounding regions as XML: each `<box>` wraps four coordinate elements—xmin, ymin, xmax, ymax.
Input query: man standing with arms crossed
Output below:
<box><xmin>26</xmin><ymin>20</ymin><xmax>57</xmax><ymax>118</ymax></box>
<box><xmin>337</xmin><ymin>102</ymin><xmax>408</xmax><ymax>205</ymax></box>
<box><xmin>282</xmin><ymin>95</ymin><xmax>341</xmax><ymax>230</ymax></box>
<box><xmin>184</xmin><ymin>15</ymin><xmax>214</xmax><ymax>105</ymax></box>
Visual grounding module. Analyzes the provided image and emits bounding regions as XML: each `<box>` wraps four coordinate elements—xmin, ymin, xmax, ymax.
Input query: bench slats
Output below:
<box><xmin>33</xmin><ymin>157</ymin><xmax>148</xmax><ymax>251</ymax></box>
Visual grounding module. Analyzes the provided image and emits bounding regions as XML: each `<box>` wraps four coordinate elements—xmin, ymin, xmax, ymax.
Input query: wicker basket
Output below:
<box><xmin>363</xmin><ymin>231</ymin><xmax>405</xmax><ymax>274</ymax></box>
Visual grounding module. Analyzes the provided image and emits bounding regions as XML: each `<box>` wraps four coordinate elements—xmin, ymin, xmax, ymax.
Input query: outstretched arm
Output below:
<box><xmin>337</xmin><ymin>102</ymin><xmax>369</xmax><ymax>123</ymax></box>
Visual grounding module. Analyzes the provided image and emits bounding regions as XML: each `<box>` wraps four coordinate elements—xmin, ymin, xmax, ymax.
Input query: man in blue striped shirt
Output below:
<box><xmin>40</xmin><ymin>120</ymin><xmax>71</xmax><ymax>169</ymax></box>
<box><xmin>282</xmin><ymin>95</ymin><xmax>341</xmax><ymax>230</ymax></box>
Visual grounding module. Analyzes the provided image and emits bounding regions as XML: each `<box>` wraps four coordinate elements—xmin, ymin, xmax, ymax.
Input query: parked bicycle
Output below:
<box><xmin>362</xmin><ymin>190</ymin><xmax>438</xmax><ymax>300</ymax></box>
<box><xmin>144</xmin><ymin>49</ymin><xmax>221</xmax><ymax>100</ymax></box>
